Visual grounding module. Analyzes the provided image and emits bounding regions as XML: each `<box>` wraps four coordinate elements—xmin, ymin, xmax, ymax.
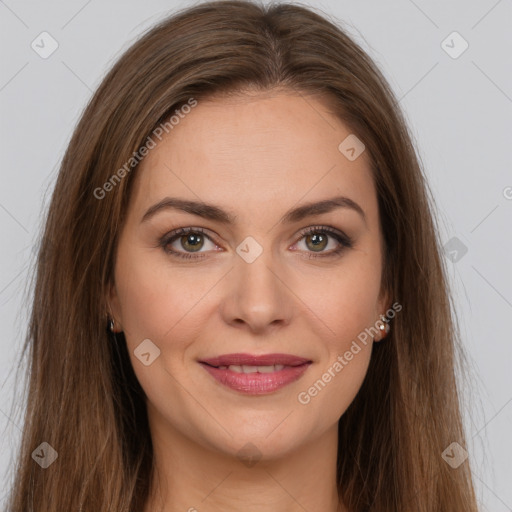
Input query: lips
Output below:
<box><xmin>198</xmin><ymin>353</ymin><xmax>312</xmax><ymax>394</ymax></box>
<box><xmin>199</xmin><ymin>353</ymin><xmax>311</xmax><ymax>367</ymax></box>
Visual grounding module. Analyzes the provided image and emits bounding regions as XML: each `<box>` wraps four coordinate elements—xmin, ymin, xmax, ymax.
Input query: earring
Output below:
<box><xmin>378</xmin><ymin>315</ymin><xmax>390</xmax><ymax>340</ymax></box>
<box><xmin>108</xmin><ymin>318</ymin><xmax>115</xmax><ymax>333</ymax></box>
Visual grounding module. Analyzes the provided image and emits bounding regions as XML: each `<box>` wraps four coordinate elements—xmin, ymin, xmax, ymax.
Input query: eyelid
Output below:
<box><xmin>159</xmin><ymin>226</ymin><xmax>220</xmax><ymax>251</ymax></box>
<box><xmin>293</xmin><ymin>224</ymin><xmax>353</xmax><ymax>246</ymax></box>
<box><xmin>159</xmin><ymin>224</ymin><xmax>353</xmax><ymax>259</ymax></box>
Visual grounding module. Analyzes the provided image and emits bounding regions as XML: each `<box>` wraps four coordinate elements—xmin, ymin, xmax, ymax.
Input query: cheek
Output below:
<box><xmin>295</xmin><ymin>332</ymin><xmax>372</xmax><ymax>433</ymax></box>
<box><xmin>292</xmin><ymin>252</ymin><xmax>381</xmax><ymax>414</ymax></box>
<box><xmin>114</xmin><ymin>254</ymin><xmax>201</xmax><ymax>402</ymax></box>
<box><xmin>296</xmin><ymin>255</ymin><xmax>382</xmax><ymax>346</ymax></box>
<box><xmin>114</xmin><ymin>247</ymin><xmax>201</xmax><ymax>341</ymax></box>
<box><xmin>114</xmin><ymin>258</ymin><xmax>170</xmax><ymax>341</ymax></box>
<box><xmin>297</xmin><ymin>292</ymin><xmax>376</xmax><ymax>426</ymax></box>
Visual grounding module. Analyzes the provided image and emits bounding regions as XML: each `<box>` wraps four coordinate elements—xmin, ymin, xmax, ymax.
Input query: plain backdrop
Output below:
<box><xmin>1</xmin><ymin>0</ymin><xmax>511</xmax><ymax>510</ymax></box>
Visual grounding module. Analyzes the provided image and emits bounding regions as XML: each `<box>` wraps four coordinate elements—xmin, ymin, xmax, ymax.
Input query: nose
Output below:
<box><xmin>219</xmin><ymin>248</ymin><xmax>294</xmax><ymax>335</ymax></box>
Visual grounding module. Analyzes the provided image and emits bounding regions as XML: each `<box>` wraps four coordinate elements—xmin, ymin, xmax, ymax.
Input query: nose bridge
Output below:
<box><xmin>222</xmin><ymin>235</ymin><xmax>292</xmax><ymax>330</ymax></box>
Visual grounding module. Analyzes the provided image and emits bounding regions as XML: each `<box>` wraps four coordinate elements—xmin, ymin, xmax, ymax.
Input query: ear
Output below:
<box><xmin>377</xmin><ymin>285</ymin><xmax>392</xmax><ymax>319</ymax></box>
<box><xmin>105</xmin><ymin>279</ymin><xmax>123</xmax><ymax>332</ymax></box>
<box><xmin>375</xmin><ymin>286</ymin><xmax>392</xmax><ymax>342</ymax></box>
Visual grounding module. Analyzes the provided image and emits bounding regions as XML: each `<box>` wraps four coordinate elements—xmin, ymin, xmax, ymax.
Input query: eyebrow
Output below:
<box><xmin>141</xmin><ymin>195</ymin><xmax>366</xmax><ymax>226</ymax></box>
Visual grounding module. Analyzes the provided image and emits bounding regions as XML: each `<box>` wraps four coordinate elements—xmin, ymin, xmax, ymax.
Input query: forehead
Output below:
<box><xmin>129</xmin><ymin>91</ymin><xmax>377</xmax><ymax>225</ymax></box>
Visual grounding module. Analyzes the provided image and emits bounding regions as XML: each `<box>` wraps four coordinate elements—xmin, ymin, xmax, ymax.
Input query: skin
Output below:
<box><xmin>107</xmin><ymin>89</ymin><xmax>390</xmax><ymax>512</ymax></box>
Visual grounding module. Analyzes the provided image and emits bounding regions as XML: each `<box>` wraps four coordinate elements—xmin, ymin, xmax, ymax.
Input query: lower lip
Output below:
<box><xmin>200</xmin><ymin>363</ymin><xmax>311</xmax><ymax>395</ymax></box>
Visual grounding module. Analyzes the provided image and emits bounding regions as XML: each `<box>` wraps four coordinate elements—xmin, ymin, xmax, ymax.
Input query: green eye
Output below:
<box><xmin>160</xmin><ymin>227</ymin><xmax>217</xmax><ymax>260</ymax></box>
<box><xmin>293</xmin><ymin>226</ymin><xmax>353</xmax><ymax>259</ymax></box>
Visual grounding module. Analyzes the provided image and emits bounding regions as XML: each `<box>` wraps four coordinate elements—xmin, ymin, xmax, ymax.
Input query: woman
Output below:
<box><xmin>6</xmin><ymin>1</ymin><xmax>479</xmax><ymax>511</ymax></box>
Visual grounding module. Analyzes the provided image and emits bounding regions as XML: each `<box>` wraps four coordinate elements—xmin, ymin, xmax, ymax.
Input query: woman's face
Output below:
<box><xmin>108</xmin><ymin>90</ymin><xmax>389</xmax><ymax>460</ymax></box>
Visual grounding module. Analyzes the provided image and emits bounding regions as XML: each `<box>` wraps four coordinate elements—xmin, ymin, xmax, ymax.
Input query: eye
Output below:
<box><xmin>159</xmin><ymin>227</ymin><xmax>220</xmax><ymax>260</ymax></box>
<box><xmin>291</xmin><ymin>225</ymin><xmax>353</xmax><ymax>259</ymax></box>
<box><xmin>159</xmin><ymin>225</ymin><xmax>353</xmax><ymax>261</ymax></box>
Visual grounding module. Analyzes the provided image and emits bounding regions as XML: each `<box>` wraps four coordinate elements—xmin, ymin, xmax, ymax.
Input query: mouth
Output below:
<box><xmin>198</xmin><ymin>353</ymin><xmax>312</xmax><ymax>395</ymax></box>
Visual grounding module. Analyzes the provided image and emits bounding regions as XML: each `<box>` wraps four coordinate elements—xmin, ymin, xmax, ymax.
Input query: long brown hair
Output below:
<box><xmin>6</xmin><ymin>1</ymin><xmax>479</xmax><ymax>510</ymax></box>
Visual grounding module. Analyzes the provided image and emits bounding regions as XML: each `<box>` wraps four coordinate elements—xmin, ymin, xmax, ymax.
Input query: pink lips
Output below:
<box><xmin>199</xmin><ymin>353</ymin><xmax>312</xmax><ymax>395</ymax></box>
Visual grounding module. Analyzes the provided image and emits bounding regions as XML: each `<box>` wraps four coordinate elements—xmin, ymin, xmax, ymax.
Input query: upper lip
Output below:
<box><xmin>199</xmin><ymin>353</ymin><xmax>312</xmax><ymax>367</ymax></box>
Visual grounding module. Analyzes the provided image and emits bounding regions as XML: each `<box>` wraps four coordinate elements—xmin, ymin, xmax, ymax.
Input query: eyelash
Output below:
<box><xmin>159</xmin><ymin>225</ymin><xmax>353</xmax><ymax>261</ymax></box>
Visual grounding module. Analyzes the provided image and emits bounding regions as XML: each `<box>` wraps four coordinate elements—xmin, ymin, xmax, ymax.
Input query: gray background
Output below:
<box><xmin>1</xmin><ymin>0</ymin><xmax>511</xmax><ymax>509</ymax></box>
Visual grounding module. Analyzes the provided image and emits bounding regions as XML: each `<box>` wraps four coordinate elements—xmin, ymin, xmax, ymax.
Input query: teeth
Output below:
<box><xmin>256</xmin><ymin>364</ymin><xmax>285</xmax><ymax>373</ymax></box>
<box><xmin>220</xmin><ymin>364</ymin><xmax>285</xmax><ymax>373</ymax></box>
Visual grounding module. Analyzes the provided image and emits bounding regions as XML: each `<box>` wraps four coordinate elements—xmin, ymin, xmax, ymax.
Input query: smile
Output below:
<box><xmin>199</xmin><ymin>353</ymin><xmax>312</xmax><ymax>395</ymax></box>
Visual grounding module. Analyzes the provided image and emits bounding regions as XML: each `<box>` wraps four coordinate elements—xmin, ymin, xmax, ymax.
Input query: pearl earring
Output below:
<box><xmin>378</xmin><ymin>315</ymin><xmax>390</xmax><ymax>340</ymax></box>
